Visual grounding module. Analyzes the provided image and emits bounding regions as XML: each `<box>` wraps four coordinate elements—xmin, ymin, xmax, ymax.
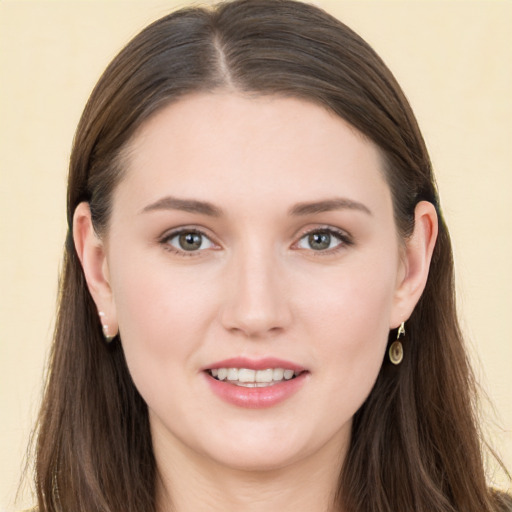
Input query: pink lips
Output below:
<box><xmin>203</xmin><ymin>357</ymin><xmax>308</xmax><ymax>409</ymax></box>
<box><xmin>204</xmin><ymin>357</ymin><xmax>306</xmax><ymax>373</ymax></box>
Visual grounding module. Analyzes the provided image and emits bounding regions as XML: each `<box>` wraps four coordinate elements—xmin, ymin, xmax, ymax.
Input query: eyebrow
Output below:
<box><xmin>140</xmin><ymin>195</ymin><xmax>372</xmax><ymax>217</ymax></box>
<box><xmin>289</xmin><ymin>198</ymin><xmax>372</xmax><ymax>216</ymax></box>
<box><xmin>140</xmin><ymin>196</ymin><xmax>223</xmax><ymax>217</ymax></box>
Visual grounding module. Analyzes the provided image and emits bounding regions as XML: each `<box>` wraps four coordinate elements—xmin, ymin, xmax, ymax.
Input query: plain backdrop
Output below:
<box><xmin>1</xmin><ymin>1</ymin><xmax>511</xmax><ymax>510</ymax></box>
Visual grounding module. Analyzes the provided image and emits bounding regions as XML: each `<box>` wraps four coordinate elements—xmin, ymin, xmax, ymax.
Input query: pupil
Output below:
<box><xmin>179</xmin><ymin>232</ymin><xmax>202</xmax><ymax>251</ymax></box>
<box><xmin>309</xmin><ymin>232</ymin><xmax>330</xmax><ymax>250</ymax></box>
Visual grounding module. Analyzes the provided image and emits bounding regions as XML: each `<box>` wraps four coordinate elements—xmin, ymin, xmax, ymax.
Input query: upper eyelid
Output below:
<box><xmin>294</xmin><ymin>225</ymin><xmax>351</xmax><ymax>241</ymax></box>
<box><xmin>159</xmin><ymin>226</ymin><xmax>216</xmax><ymax>242</ymax></box>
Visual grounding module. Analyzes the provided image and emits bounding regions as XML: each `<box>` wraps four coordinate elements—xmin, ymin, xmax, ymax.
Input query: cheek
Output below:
<box><xmin>109</xmin><ymin>258</ymin><xmax>217</xmax><ymax>386</ymax></box>
<box><xmin>299</xmin><ymin>250</ymin><xmax>398</xmax><ymax>338</ymax></box>
<box><xmin>297</xmin><ymin>251</ymin><xmax>398</xmax><ymax>395</ymax></box>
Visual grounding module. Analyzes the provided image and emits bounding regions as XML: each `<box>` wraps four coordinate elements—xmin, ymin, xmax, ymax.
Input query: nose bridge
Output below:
<box><xmin>221</xmin><ymin>238</ymin><xmax>291</xmax><ymax>337</ymax></box>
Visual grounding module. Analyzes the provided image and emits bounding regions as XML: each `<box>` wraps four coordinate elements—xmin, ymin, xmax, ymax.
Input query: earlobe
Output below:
<box><xmin>73</xmin><ymin>202</ymin><xmax>118</xmax><ymax>334</ymax></box>
<box><xmin>391</xmin><ymin>201</ymin><xmax>438</xmax><ymax>328</ymax></box>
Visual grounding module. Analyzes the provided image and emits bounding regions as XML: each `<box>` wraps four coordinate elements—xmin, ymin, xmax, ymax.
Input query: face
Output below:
<box><xmin>92</xmin><ymin>93</ymin><xmax>412</xmax><ymax>472</ymax></box>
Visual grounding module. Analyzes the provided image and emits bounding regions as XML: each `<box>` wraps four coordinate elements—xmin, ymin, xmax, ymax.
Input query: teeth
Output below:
<box><xmin>208</xmin><ymin>367</ymin><xmax>300</xmax><ymax>386</ymax></box>
<box><xmin>227</xmin><ymin>368</ymin><xmax>239</xmax><ymax>381</ymax></box>
<box><xmin>256</xmin><ymin>369</ymin><xmax>273</xmax><ymax>383</ymax></box>
<box><xmin>283</xmin><ymin>369</ymin><xmax>294</xmax><ymax>380</ymax></box>
<box><xmin>238</xmin><ymin>369</ymin><xmax>256</xmax><ymax>382</ymax></box>
<box><xmin>272</xmin><ymin>368</ymin><xmax>284</xmax><ymax>380</ymax></box>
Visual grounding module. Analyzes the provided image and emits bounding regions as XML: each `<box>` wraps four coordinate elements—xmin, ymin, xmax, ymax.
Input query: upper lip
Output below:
<box><xmin>202</xmin><ymin>357</ymin><xmax>306</xmax><ymax>373</ymax></box>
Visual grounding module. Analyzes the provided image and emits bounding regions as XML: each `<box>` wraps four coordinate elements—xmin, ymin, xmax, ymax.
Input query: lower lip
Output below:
<box><xmin>204</xmin><ymin>372</ymin><xmax>308</xmax><ymax>409</ymax></box>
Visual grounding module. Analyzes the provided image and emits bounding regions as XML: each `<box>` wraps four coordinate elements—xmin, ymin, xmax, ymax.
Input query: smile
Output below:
<box><xmin>203</xmin><ymin>358</ymin><xmax>308</xmax><ymax>408</ymax></box>
<box><xmin>207</xmin><ymin>367</ymin><xmax>301</xmax><ymax>387</ymax></box>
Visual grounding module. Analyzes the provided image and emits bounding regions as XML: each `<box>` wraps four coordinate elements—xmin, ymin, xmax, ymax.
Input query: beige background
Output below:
<box><xmin>1</xmin><ymin>1</ymin><xmax>511</xmax><ymax>510</ymax></box>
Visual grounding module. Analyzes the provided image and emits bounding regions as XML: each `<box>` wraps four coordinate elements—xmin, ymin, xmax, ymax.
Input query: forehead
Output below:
<box><xmin>115</xmin><ymin>92</ymin><xmax>391</xmax><ymax>217</ymax></box>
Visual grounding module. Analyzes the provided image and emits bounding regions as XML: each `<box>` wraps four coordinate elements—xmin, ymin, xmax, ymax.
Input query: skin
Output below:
<box><xmin>74</xmin><ymin>93</ymin><xmax>437</xmax><ymax>512</ymax></box>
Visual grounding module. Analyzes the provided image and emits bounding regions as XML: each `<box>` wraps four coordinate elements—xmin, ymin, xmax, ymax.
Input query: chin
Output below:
<box><xmin>204</xmin><ymin>444</ymin><xmax>309</xmax><ymax>473</ymax></box>
<box><xmin>194</xmin><ymin>421</ymin><xmax>347</xmax><ymax>474</ymax></box>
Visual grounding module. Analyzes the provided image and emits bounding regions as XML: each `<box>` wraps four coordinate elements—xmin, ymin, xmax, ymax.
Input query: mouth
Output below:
<box><xmin>206</xmin><ymin>367</ymin><xmax>304</xmax><ymax>387</ymax></box>
<box><xmin>203</xmin><ymin>358</ymin><xmax>308</xmax><ymax>408</ymax></box>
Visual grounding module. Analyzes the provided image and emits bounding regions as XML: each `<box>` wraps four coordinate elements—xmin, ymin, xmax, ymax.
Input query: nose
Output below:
<box><xmin>220</xmin><ymin>245</ymin><xmax>292</xmax><ymax>338</ymax></box>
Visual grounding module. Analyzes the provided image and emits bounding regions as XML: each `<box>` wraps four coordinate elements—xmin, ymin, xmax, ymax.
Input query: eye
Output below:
<box><xmin>296</xmin><ymin>228</ymin><xmax>348</xmax><ymax>251</ymax></box>
<box><xmin>164</xmin><ymin>230</ymin><xmax>215</xmax><ymax>252</ymax></box>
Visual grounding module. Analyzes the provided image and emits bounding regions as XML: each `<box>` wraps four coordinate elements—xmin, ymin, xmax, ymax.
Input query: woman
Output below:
<box><xmin>30</xmin><ymin>0</ymin><xmax>510</xmax><ymax>511</ymax></box>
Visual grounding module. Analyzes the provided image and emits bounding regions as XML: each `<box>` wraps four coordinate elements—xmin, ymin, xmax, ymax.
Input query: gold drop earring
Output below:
<box><xmin>389</xmin><ymin>322</ymin><xmax>405</xmax><ymax>365</ymax></box>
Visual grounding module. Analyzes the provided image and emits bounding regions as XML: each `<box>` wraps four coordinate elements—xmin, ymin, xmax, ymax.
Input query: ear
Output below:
<box><xmin>73</xmin><ymin>202</ymin><xmax>118</xmax><ymax>338</ymax></box>
<box><xmin>390</xmin><ymin>201</ymin><xmax>438</xmax><ymax>328</ymax></box>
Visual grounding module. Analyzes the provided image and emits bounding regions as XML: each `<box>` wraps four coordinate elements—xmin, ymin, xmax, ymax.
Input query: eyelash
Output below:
<box><xmin>159</xmin><ymin>226</ymin><xmax>353</xmax><ymax>257</ymax></box>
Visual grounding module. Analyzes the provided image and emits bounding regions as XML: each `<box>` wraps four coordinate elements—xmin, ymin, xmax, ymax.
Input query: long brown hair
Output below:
<box><xmin>33</xmin><ymin>1</ymin><xmax>510</xmax><ymax>511</ymax></box>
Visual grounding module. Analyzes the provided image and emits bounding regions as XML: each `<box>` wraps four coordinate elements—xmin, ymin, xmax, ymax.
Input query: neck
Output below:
<box><xmin>154</xmin><ymin>432</ymin><xmax>347</xmax><ymax>512</ymax></box>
